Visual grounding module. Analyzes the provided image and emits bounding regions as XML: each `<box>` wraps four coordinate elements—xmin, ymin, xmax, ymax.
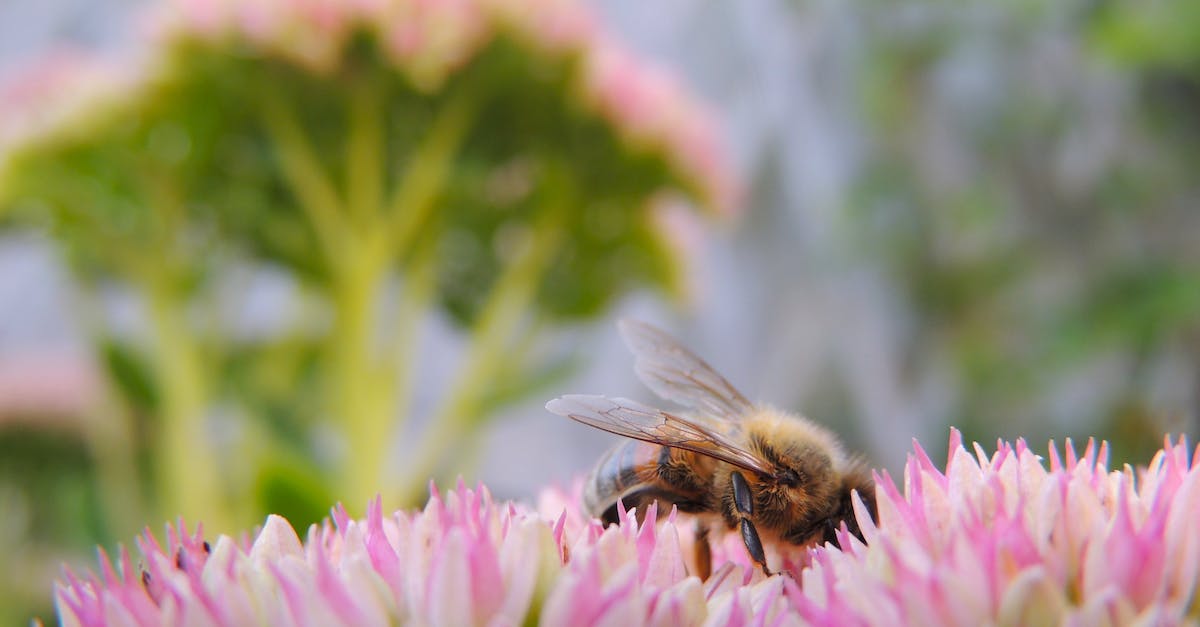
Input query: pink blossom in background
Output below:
<box><xmin>133</xmin><ymin>0</ymin><xmax>737</xmax><ymax>215</ymax></box>
<box><xmin>0</xmin><ymin>53</ymin><xmax>141</xmax><ymax>168</ymax></box>
<box><xmin>0</xmin><ymin>351</ymin><xmax>103</xmax><ymax>429</ymax></box>
<box><xmin>649</xmin><ymin>195</ymin><xmax>711</xmax><ymax>306</ymax></box>
<box><xmin>579</xmin><ymin>37</ymin><xmax>738</xmax><ymax>216</ymax></box>
<box><xmin>55</xmin><ymin>430</ymin><xmax>1200</xmax><ymax>626</ymax></box>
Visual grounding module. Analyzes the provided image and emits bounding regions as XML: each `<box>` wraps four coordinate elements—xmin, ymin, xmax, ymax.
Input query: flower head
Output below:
<box><xmin>58</xmin><ymin>482</ymin><xmax>556</xmax><ymax>626</ymax></box>
<box><xmin>56</xmin><ymin>480</ymin><xmax>785</xmax><ymax>626</ymax></box>
<box><xmin>798</xmin><ymin>430</ymin><xmax>1200</xmax><ymax>625</ymax></box>
<box><xmin>6</xmin><ymin>0</ymin><xmax>736</xmax><ymax>220</ymax></box>
<box><xmin>0</xmin><ymin>351</ymin><xmax>101</xmax><ymax>427</ymax></box>
<box><xmin>55</xmin><ymin>432</ymin><xmax>1200</xmax><ymax>625</ymax></box>
<box><xmin>0</xmin><ymin>52</ymin><xmax>140</xmax><ymax>175</ymax></box>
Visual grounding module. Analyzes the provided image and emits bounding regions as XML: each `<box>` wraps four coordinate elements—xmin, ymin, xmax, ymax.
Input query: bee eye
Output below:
<box><xmin>778</xmin><ymin>469</ymin><xmax>801</xmax><ymax>486</ymax></box>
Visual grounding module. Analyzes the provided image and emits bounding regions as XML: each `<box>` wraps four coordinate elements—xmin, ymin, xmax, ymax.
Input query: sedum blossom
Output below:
<box><xmin>55</xmin><ymin>431</ymin><xmax>1200</xmax><ymax>625</ymax></box>
<box><xmin>1</xmin><ymin>0</ymin><xmax>743</xmax><ymax>533</ymax></box>
<box><xmin>798</xmin><ymin>430</ymin><xmax>1200</xmax><ymax>625</ymax></box>
<box><xmin>4</xmin><ymin>0</ymin><xmax>736</xmax><ymax>218</ymax></box>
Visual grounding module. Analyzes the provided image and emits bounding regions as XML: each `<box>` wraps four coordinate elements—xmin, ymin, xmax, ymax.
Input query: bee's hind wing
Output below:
<box><xmin>617</xmin><ymin>319</ymin><xmax>755</xmax><ymax>421</ymax></box>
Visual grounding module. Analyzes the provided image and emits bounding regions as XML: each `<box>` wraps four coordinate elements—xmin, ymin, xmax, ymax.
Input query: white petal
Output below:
<box><xmin>250</xmin><ymin>515</ymin><xmax>304</xmax><ymax>564</ymax></box>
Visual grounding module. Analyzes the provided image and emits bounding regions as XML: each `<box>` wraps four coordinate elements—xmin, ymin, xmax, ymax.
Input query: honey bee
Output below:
<box><xmin>546</xmin><ymin>320</ymin><xmax>877</xmax><ymax>578</ymax></box>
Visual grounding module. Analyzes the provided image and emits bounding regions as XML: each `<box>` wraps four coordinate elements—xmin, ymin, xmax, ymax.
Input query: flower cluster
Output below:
<box><xmin>5</xmin><ymin>0</ymin><xmax>735</xmax><ymax>217</ymax></box>
<box><xmin>0</xmin><ymin>53</ymin><xmax>139</xmax><ymax>171</ymax></box>
<box><xmin>0</xmin><ymin>351</ymin><xmax>101</xmax><ymax>427</ymax></box>
<box><xmin>155</xmin><ymin>0</ymin><xmax>737</xmax><ymax>214</ymax></box>
<box><xmin>55</xmin><ymin>431</ymin><xmax>1200</xmax><ymax>625</ymax></box>
<box><xmin>54</xmin><ymin>480</ymin><xmax>793</xmax><ymax>626</ymax></box>
<box><xmin>801</xmin><ymin>430</ymin><xmax>1200</xmax><ymax>624</ymax></box>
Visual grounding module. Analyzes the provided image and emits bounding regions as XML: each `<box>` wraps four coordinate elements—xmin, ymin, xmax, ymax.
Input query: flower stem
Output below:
<box><xmin>262</xmin><ymin>92</ymin><xmax>346</xmax><ymax>263</ymax></box>
<box><xmin>68</xmin><ymin>284</ymin><xmax>146</xmax><ymax>538</ymax></box>
<box><xmin>85</xmin><ymin>403</ymin><xmax>146</xmax><ymax>537</ymax></box>
<box><xmin>145</xmin><ymin>276</ymin><xmax>232</xmax><ymax>531</ymax></box>
<box><xmin>397</xmin><ymin>193</ymin><xmax>566</xmax><ymax>505</ymax></box>
<box><xmin>346</xmin><ymin>79</ymin><xmax>384</xmax><ymax>228</ymax></box>
<box><xmin>329</xmin><ymin>248</ymin><xmax>392</xmax><ymax>512</ymax></box>
<box><xmin>331</xmin><ymin>85</ymin><xmax>474</xmax><ymax>511</ymax></box>
<box><xmin>388</xmin><ymin>238</ymin><xmax>438</xmax><ymax>456</ymax></box>
<box><xmin>386</xmin><ymin>89</ymin><xmax>476</xmax><ymax>253</ymax></box>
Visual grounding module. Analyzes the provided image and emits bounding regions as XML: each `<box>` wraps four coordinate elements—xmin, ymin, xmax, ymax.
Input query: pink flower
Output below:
<box><xmin>579</xmin><ymin>37</ymin><xmax>739</xmax><ymax>216</ymax></box>
<box><xmin>55</xmin><ymin>481</ymin><xmax>783</xmax><ymax>626</ymax></box>
<box><xmin>154</xmin><ymin>0</ymin><xmax>367</xmax><ymax>72</ymax></box>
<box><xmin>0</xmin><ymin>53</ymin><xmax>140</xmax><ymax>168</ymax></box>
<box><xmin>649</xmin><ymin>194</ymin><xmax>710</xmax><ymax>304</ymax></box>
<box><xmin>6</xmin><ymin>0</ymin><xmax>737</xmax><ymax>218</ymax></box>
<box><xmin>796</xmin><ymin>430</ymin><xmax>1200</xmax><ymax>625</ymax></box>
<box><xmin>57</xmin><ymin>482</ymin><xmax>556</xmax><ymax>626</ymax></box>
<box><xmin>57</xmin><ymin>432</ymin><xmax>1198</xmax><ymax>625</ymax></box>
<box><xmin>0</xmin><ymin>351</ymin><xmax>102</xmax><ymax>428</ymax></box>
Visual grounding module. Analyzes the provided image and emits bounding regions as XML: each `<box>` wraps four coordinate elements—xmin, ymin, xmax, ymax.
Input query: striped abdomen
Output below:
<box><xmin>583</xmin><ymin>439</ymin><xmax>715</xmax><ymax>525</ymax></box>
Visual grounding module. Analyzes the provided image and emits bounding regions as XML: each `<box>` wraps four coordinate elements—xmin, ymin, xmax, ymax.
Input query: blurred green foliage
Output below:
<box><xmin>0</xmin><ymin>19</ymin><xmax>709</xmax><ymax>621</ymax></box>
<box><xmin>848</xmin><ymin>0</ymin><xmax>1200</xmax><ymax>464</ymax></box>
<box><xmin>0</xmin><ymin>424</ymin><xmax>105</xmax><ymax>624</ymax></box>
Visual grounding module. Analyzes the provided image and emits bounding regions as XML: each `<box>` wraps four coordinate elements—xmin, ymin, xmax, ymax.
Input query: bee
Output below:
<box><xmin>545</xmin><ymin>320</ymin><xmax>877</xmax><ymax>578</ymax></box>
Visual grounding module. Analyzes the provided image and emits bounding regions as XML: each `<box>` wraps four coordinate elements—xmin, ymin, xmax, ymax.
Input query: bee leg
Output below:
<box><xmin>694</xmin><ymin>521</ymin><xmax>712</xmax><ymax>580</ymax></box>
<box><xmin>740</xmin><ymin>519</ymin><xmax>772</xmax><ymax>577</ymax></box>
<box><xmin>731</xmin><ymin>471</ymin><xmax>773</xmax><ymax>576</ymax></box>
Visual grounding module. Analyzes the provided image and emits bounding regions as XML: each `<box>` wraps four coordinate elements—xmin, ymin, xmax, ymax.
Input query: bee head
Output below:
<box><xmin>775</xmin><ymin>468</ymin><xmax>801</xmax><ymax>487</ymax></box>
<box><xmin>760</xmin><ymin>440</ymin><xmax>834</xmax><ymax>494</ymax></box>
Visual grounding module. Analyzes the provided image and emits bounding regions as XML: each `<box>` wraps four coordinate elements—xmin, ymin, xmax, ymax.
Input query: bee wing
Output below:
<box><xmin>547</xmin><ymin>394</ymin><xmax>771</xmax><ymax>475</ymax></box>
<box><xmin>618</xmin><ymin>319</ymin><xmax>754</xmax><ymax>422</ymax></box>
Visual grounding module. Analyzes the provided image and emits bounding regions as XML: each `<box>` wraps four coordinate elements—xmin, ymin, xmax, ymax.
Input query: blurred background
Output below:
<box><xmin>1</xmin><ymin>0</ymin><xmax>1198</xmax><ymax>622</ymax></box>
